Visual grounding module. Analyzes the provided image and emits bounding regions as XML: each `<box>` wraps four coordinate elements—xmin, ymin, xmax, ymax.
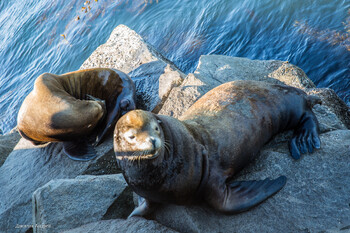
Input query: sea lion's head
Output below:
<box><xmin>114</xmin><ymin>110</ymin><xmax>163</xmax><ymax>161</ymax></box>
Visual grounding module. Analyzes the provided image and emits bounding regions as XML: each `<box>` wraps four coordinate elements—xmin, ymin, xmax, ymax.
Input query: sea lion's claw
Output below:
<box><xmin>289</xmin><ymin>137</ymin><xmax>301</xmax><ymax>160</ymax></box>
<box><xmin>214</xmin><ymin>176</ymin><xmax>287</xmax><ymax>214</ymax></box>
<box><xmin>312</xmin><ymin>134</ymin><xmax>321</xmax><ymax>149</ymax></box>
<box><xmin>128</xmin><ymin>197</ymin><xmax>155</xmax><ymax>218</ymax></box>
<box><xmin>63</xmin><ymin>140</ymin><xmax>97</xmax><ymax>161</ymax></box>
<box><xmin>299</xmin><ymin>134</ymin><xmax>308</xmax><ymax>154</ymax></box>
<box><xmin>306</xmin><ymin>134</ymin><xmax>314</xmax><ymax>153</ymax></box>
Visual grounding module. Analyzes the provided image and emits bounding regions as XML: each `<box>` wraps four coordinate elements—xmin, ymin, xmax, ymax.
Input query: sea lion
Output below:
<box><xmin>114</xmin><ymin>80</ymin><xmax>321</xmax><ymax>217</ymax></box>
<box><xmin>17</xmin><ymin>68</ymin><xmax>136</xmax><ymax>161</ymax></box>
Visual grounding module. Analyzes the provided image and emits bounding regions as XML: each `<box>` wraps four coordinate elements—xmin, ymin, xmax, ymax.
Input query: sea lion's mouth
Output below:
<box><xmin>116</xmin><ymin>148</ymin><xmax>160</xmax><ymax>161</ymax></box>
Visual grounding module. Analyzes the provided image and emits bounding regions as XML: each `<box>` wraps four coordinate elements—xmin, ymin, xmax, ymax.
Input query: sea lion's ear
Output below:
<box><xmin>157</xmin><ymin>120</ymin><xmax>162</xmax><ymax>124</ymax></box>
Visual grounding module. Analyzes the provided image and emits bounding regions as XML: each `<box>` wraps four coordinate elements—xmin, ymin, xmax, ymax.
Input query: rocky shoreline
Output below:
<box><xmin>0</xmin><ymin>25</ymin><xmax>349</xmax><ymax>233</ymax></box>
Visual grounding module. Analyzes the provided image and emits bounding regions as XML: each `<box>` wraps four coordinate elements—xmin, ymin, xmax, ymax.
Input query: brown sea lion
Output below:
<box><xmin>114</xmin><ymin>80</ymin><xmax>321</xmax><ymax>217</ymax></box>
<box><xmin>17</xmin><ymin>68</ymin><xmax>136</xmax><ymax>161</ymax></box>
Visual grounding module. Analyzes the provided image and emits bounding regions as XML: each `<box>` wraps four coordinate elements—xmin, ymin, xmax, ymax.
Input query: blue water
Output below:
<box><xmin>0</xmin><ymin>0</ymin><xmax>349</xmax><ymax>134</ymax></box>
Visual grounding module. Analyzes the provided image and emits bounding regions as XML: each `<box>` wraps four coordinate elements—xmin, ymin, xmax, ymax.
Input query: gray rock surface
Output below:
<box><xmin>0</xmin><ymin>128</ymin><xmax>21</xmax><ymax>167</ymax></box>
<box><xmin>80</xmin><ymin>24</ymin><xmax>185</xmax><ymax>112</ymax></box>
<box><xmin>151</xmin><ymin>130</ymin><xmax>350</xmax><ymax>233</ymax></box>
<box><xmin>80</xmin><ymin>25</ymin><xmax>157</xmax><ymax>73</ymax></box>
<box><xmin>63</xmin><ymin>218</ymin><xmax>178</xmax><ymax>233</ymax></box>
<box><xmin>0</xmin><ymin>136</ymin><xmax>117</xmax><ymax>233</ymax></box>
<box><xmin>32</xmin><ymin>174</ymin><xmax>133</xmax><ymax>233</ymax></box>
<box><xmin>307</xmin><ymin>88</ymin><xmax>350</xmax><ymax>129</ymax></box>
<box><xmin>158</xmin><ymin>55</ymin><xmax>347</xmax><ymax>134</ymax></box>
<box><xmin>312</xmin><ymin>104</ymin><xmax>348</xmax><ymax>133</ymax></box>
<box><xmin>129</xmin><ymin>61</ymin><xmax>183</xmax><ymax>112</ymax></box>
<box><xmin>159</xmin><ymin>55</ymin><xmax>315</xmax><ymax>117</ymax></box>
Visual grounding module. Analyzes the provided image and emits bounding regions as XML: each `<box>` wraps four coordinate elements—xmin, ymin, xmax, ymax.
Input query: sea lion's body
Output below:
<box><xmin>18</xmin><ymin>68</ymin><xmax>136</xmax><ymax>160</ymax></box>
<box><xmin>114</xmin><ymin>80</ymin><xmax>321</xmax><ymax>216</ymax></box>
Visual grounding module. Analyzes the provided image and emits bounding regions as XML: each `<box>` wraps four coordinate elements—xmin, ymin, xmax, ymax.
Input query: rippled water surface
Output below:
<box><xmin>0</xmin><ymin>0</ymin><xmax>349</xmax><ymax>133</ymax></box>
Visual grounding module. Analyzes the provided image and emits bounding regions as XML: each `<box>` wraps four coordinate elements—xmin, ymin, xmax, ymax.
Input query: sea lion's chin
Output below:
<box><xmin>136</xmin><ymin>147</ymin><xmax>161</xmax><ymax>160</ymax></box>
<box><xmin>141</xmin><ymin>149</ymin><xmax>160</xmax><ymax>160</ymax></box>
<box><xmin>116</xmin><ymin>148</ymin><xmax>161</xmax><ymax>161</ymax></box>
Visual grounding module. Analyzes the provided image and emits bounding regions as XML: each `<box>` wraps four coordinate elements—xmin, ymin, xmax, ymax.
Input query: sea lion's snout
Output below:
<box><xmin>140</xmin><ymin>136</ymin><xmax>162</xmax><ymax>153</ymax></box>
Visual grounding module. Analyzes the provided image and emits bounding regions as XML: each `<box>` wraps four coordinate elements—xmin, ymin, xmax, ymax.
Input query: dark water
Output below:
<box><xmin>0</xmin><ymin>0</ymin><xmax>349</xmax><ymax>134</ymax></box>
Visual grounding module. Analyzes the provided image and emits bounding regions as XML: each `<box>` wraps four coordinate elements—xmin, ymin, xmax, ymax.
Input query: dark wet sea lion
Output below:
<box><xmin>114</xmin><ymin>80</ymin><xmax>321</xmax><ymax>217</ymax></box>
<box><xmin>17</xmin><ymin>68</ymin><xmax>136</xmax><ymax>161</ymax></box>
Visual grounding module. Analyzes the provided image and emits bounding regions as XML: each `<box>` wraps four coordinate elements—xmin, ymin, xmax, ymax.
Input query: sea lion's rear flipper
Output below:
<box><xmin>289</xmin><ymin>111</ymin><xmax>321</xmax><ymax>160</ymax></box>
<box><xmin>207</xmin><ymin>176</ymin><xmax>286</xmax><ymax>214</ymax></box>
<box><xmin>63</xmin><ymin>140</ymin><xmax>97</xmax><ymax>161</ymax></box>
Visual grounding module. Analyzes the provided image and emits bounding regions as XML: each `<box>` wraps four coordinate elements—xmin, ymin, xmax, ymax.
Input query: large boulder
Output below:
<box><xmin>80</xmin><ymin>24</ymin><xmax>157</xmax><ymax>74</ymax></box>
<box><xmin>0</xmin><ymin>137</ymin><xmax>119</xmax><ymax>232</ymax></box>
<box><xmin>80</xmin><ymin>24</ymin><xmax>185</xmax><ymax>112</ymax></box>
<box><xmin>159</xmin><ymin>55</ymin><xmax>315</xmax><ymax>117</ymax></box>
<box><xmin>0</xmin><ymin>128</ymin><xmax>21</xmax><ymax>167</ymax></box>
<box><xmin>307</xmin><ymin>88</ymin><xmax>350</xmax><ymax>129</ymax></box>
<box><xmin>32</xmin><ymin>174</ymin><xmax>133</xmax><ymax>233</ymax></box>
<box><xmin>159</xmin><ymin>55</ymin><xmax>348</xmax><ymax>133</ymax></box>
<box><xmin>63</xmin><ymin>218</ymin><xmax>178</xmax><ymax>233</ymax></box>
<box><xmin>151</xmin><ymin>130</ymin><xmax>350</xmax><ymax>233</ymax></box>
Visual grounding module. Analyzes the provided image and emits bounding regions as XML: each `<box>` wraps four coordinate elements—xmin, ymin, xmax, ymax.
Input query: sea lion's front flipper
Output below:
<box><xmin>289</xmin><ymin>111</ymin><xmax>321</xmax><ymax>160</ymax></box>
<box><xmin>63</xmin><ymin>140</ymin><xmax>97</xmax><ymax>161</ymax></box>
<box><xmin>128</xmin><ymin>196</ymin><xmax>157</xmax><ymax>218</ymax></box>
<box><xmin>207</xmin><ymin>176</ymin><xmax>286</xmax><ymax>214</ymax></box>
<box><xmin>94</xmin><ymin>93</ymin><xmax>136</xmax><ymax>146</ymax></box>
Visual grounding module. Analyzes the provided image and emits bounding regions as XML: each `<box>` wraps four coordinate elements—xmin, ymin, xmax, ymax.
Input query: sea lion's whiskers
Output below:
<box><xmin>138</xmin><ymin>155</ymin><xmax>141</xmax><ymax>168</ymax></box>
<box><xmin>164</xmin><ymin>140</ymin><xmax>171</xmax><ymax>154</ymax></box>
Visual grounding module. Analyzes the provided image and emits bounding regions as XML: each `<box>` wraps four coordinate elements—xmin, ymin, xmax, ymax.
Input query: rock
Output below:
<box><xmin>63</xmin><ymin>218</ymin><xmax>178</xmax><ymax>233</ymax></box>
<box><xmin>195</xmin><ymin>55</ymin><xmax>315</xmax><ymax>88</ymax></box>
<box><xmin>0</xmin><ymin>136</ymin><xmax>118</xmax><ymax>233</ymax></box>
<box><xmin>267</xmin><ymin>60</ymin><xmax>315</xmax><ymax>89</ymax></box>
<box><xmin>80</xmin><ymin>24</ymin><xmax>185</xmax><ymax>112</ymax></box>
<box><xmin>80</xmin><ymin>25</ymin><xmax>157</xmax><ymax>73</ymax></box>
<box><xmin>32</xmin><ymin>174</ymin><xmax>133</xmax><ymax>233</ymax></box>
<box><xmin>151</xmin><ymin>130</ymin><xmax>350</xmax><ymax>233</ymax></box>
<box><xmin>0</xmin><ymin>127</ymin><xmax>21</xmax><ymax>167</ymax></box>
<box><xmin>307</xmin><ymin>88</ymin><xmax>350</xmax><ymax>129</ymax></box>
<box><xmin>159</xmin><ymin>55</ymin><xmax>315</xmax><ymax>117</ymax></box>
<box><xmin>312</xmin><ymin>104</ymin><xmax>347</xmax><ymax>133</ymax></box>
<box><xmin>129</xmin><ymin>61</ymin><xmax>183</xmax><ymax>112</ymax></box>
